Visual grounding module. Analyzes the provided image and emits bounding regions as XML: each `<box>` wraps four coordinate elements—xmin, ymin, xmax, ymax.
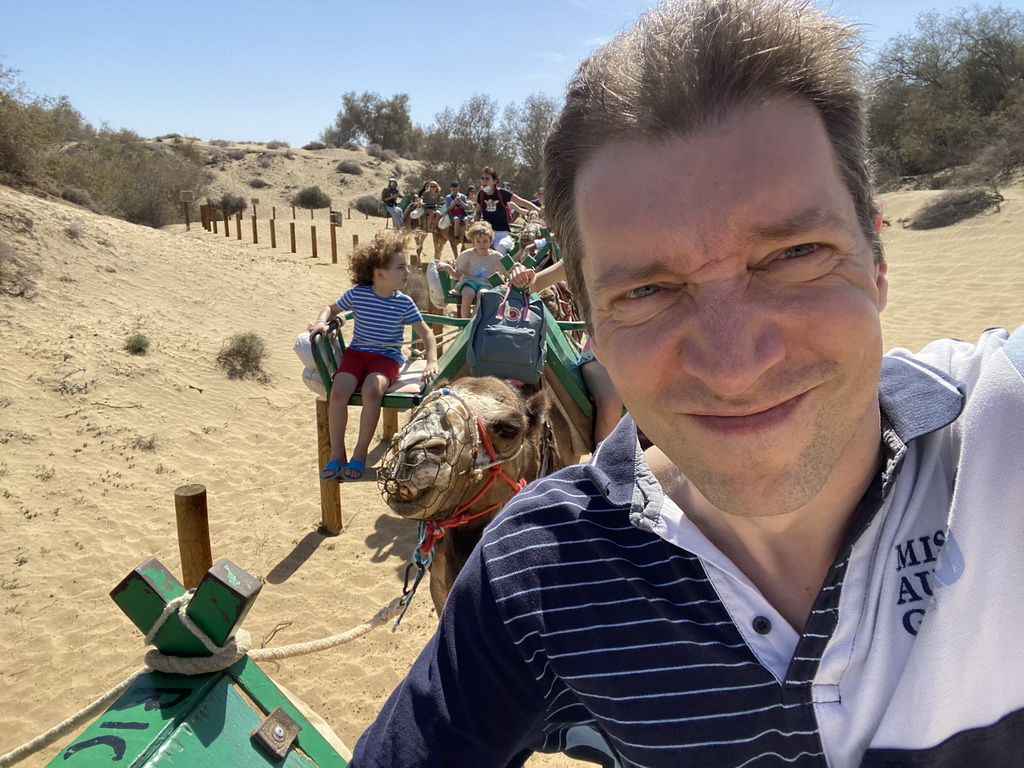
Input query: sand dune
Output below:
<box><xmin>1</xmin><ymin>153</ymin><xmax>1022</xmax><ymax>765</ymax></box>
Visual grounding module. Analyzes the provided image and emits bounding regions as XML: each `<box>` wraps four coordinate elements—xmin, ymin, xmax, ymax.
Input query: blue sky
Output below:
<box><xmin>0</xmin><ymin>0</ymin><xmax>1005</xmax><ymax>146</ymax></box>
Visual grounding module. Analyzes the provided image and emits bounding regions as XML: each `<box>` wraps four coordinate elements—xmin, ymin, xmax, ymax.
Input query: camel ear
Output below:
<box><xmin>523</xmin><ymin>388</ymin><xmax>551</xmax><ymax>433</ymax></box>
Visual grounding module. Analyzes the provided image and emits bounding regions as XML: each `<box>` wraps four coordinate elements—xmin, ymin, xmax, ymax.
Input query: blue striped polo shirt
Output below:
<box><xmin>336</xmin><ymin>285</ymin><xmax>422</xmax><ymax>366</ymax></box>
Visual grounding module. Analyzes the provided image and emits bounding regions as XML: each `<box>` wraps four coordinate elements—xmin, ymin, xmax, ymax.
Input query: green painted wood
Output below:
<box><xmin>50</xmin><ymin>670</ymin><xmax>224</xmax><ymax>767</ymax></box>
<box><xmin>187</xmin><ymin>558</ymin><xmax>262</xmax><ymax>648</ymax></box>
<box><xmin>109</xmin><ymin>558</ymin><xmax>209</xmax><ymax>657</ymax></box>
<box><xmin>147</xmin><ymin>675</ymin><xmax>318</xmax><ymax>767</ymax></box>
<box><xmin>230</xmin><ymin>657</ymin><xmax>349</xmax><ymax>768</ymax></box>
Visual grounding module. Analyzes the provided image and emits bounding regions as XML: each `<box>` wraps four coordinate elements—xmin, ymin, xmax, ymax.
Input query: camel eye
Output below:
<box><xmin>491</xmin><ymin>418</ymin><xmax>520</xmax><ymax>442</ymax></box>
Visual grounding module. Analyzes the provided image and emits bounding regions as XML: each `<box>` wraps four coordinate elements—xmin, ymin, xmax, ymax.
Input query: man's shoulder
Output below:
<box><xmin>481</xmin><ymin>463</ymin><xmax>614</xmax><ymax>552</ymax></box>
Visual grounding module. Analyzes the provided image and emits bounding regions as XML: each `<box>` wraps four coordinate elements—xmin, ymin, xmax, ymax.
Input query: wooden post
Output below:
<box><xmin>270</xmin><ymin>218</ymin><xmax>277</xmax><ymax>249</ymax></box>
<box><xmin>352</xmin><ymin>234</ymin><xmax>358</xmax><ymax>251</ymax></box>
<box><xmin>251</xmin><ymin>215</ymin><xmax>258</xmax><ymax>244</ymax></box>
<box><xmin>223</xmin><ymin>209</ymin><xmax>230</xmax><ymax>237</ymax></box>
<box><xmin>182</xmin><ymin>202</ymin><xmax>191</xmax><ymax>231</ymax></box>
<box><xmin>310</xmin><ymin>207</ymin><xmax>315</xmax><ymax>220</ymax></box>
<box><xmin>290</xmin><ymin>222</ymin><xmax>296</xmax><ymax>253</ymax></box>
<box><xmin>316</xmin><ymin>398</ymin><xmax>343</xmax><ymax>534</ymax></box>
<box><xmin>212</xmin><ymin>208</ymin><xmax>218</xmax><ymax>234</ymax></box>
<box><xmin>347</xmin><ymin>208</ymin><xmax>351</xmax><ymax>220</ymax></box>
<box><xmin>382</xmin><ymin>408</ymin><xmax>399</xmax><ymax>440</ymax></box>
<box><xmin>330</xmin><ymin>223</ymin><xmax>338</xmax><ymax>264</ymax></box>
<box><xmin>235</xmin><ymin>212</ymin><xmax>242</xmax><ymax>240</ymax></box>
<box><xmin>174</xmin><ymin>484</ymin><xmax>213</xmax><ymax>590</ymax></box>
<box><xmin>311</xmin><ymin>225</ymin><xmax>318</xmax><ymax>258</ymax></box>
<box><xmin>292</xmin><ymin>205</ymin><xmax>296</xmax><ymax>219</ymax></box>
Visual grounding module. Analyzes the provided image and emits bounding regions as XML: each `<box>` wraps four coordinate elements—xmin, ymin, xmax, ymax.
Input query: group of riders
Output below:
<box><xmin>381</xmin><ymin>167</ymin><xmax>543</xmax><ymax>255</ymax></box>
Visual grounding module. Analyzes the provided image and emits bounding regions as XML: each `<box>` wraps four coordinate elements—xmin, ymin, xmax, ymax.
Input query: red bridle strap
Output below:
<box><xmin>416</xmin><ymin>413</ymin><xmax>527</xmax><ymax>558</ymax></box>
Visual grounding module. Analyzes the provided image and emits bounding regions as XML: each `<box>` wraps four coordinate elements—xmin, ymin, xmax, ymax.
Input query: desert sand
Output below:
<box><xmin>1</xmin><ymin>141</ymin><xmax>1022</xmax><ymax>766</ymax></box>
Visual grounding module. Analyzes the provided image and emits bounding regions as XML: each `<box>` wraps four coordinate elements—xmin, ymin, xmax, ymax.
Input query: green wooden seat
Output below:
<box><xmin>311</xmin><ymin>312</ymin><xmax>472</xmax><ymax>419</ymax></box>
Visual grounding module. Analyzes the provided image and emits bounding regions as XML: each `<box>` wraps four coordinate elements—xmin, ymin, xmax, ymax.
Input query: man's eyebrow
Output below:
<box><xmin>589</xmin><ymin>261</ymin><xmax>671</xmax><ymax>291</ymax></box>
<box><xmin>742</xmin><ymin>206</ymin><xmax>856</xmax><ymax>244</ymax></box>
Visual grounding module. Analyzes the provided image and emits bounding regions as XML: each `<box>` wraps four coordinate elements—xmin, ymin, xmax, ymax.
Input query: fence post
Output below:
<box><xmin>316</xmin><ymin>398</ymin><xmax>343</xmax><ymax>534</ymax></box>
<box><xmin>270</xmin><ymin>218</ymin><xmax>277</xmax><ymax>249</ymax></box>
<box><xmin>331</xmin><ymin>223</ymin><xmax>338</xmax><ymax>264</ymax></box>
<box><xmin>174</xmin><ymin>484</ymin><xmax>213</xmax><ymax>589</ymax></box>
<box><xmin>311</xmin><ymin>225</ymin><xmax>318</xmax><ymax>258</ymax></box>
<box><xmin>223</xmin><ymin>209</ymin><xmax>230</xmax><ymax>237</ymax></box>
<box><xmin>251</xmin><ymin>215</ymin><xmax>258</xmax><ymax>244</ymax></box>
<box><xmin>235</xmin><ymin>212</ymin><xmax>242</xmax><ymax>240</ymax></box>
<box><xmin>290</xmin><ymin>222</ymin><xmax>296</xmax><ymax>254</ymax></box>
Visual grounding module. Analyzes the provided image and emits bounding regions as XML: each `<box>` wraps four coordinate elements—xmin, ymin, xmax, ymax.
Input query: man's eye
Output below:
<box><xmin>624</xmin><ymin>284</ymin><xmax>661</xmax><ymax>299</ymax></box>
<box><xmin>780</xmin><ymin>243</ymin><xmax>819</xmax><ymax>260</ymax></box>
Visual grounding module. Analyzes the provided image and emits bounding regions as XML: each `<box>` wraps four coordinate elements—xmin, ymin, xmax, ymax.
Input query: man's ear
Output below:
<box><xmin>876</xmin><ymin>256</ymin><xmax>889</xmax><ymax>313</ymax></box>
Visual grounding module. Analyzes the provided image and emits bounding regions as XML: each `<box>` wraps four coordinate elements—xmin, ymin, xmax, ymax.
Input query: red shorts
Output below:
<box><xmin>335</xmin><ymin>348</ymin><xmax>401</xmax><ymax>385</ymax></box>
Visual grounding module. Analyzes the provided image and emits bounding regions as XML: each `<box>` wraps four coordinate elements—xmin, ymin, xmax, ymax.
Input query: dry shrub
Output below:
<box><xmin>292</xmin><ymin>186</ymin><xmax>331</xmax><ymax>209</ymax></box>
<box><xmin>0</xmin><ymin>240</ymin><xmax>41</xmax><ymax>298</ymax></box>
<box><xmin>909</xmin><ymin>188</ymin><xmax>1004</xmax><ymax>230</ymax></box>
<box><xmin>336</xmin><ymin>160</ymin><xmax>363</xmax><ymax>175</ymax></box>
<box><xmin>129</xmin><ymin>434</ymin><xmax>158</xmax><ymax>452</ymax></box>
<box><xmin>216</xmin><ymin>332</ymin><xmax>270</xmax><ymax>382</ymax></box>
<box><xmin>353</xmin><ymin>195</ymin><xmax>384</xmax><ymax>217</ymax></box>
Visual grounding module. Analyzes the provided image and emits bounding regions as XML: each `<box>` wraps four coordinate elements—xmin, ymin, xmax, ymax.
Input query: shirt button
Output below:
<box><xmin>752</xmin><ymin>616</ymin><xmax>772</xmax><ymax>635</ymax></box>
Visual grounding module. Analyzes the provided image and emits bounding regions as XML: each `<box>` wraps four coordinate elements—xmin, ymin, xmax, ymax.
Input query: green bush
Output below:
<box><xmin>266</xmin><ymin>140</ymin><xmax>289</xmax><ymax>149</ymax></box>
<box><xmin>303</xmin><ymin>141</ymin><xmax>327</xmax><ymax>151</ymax></box>
<box><xmin>124</xmin><ymin>333</ymin><xmax>150</xmax><ymax>355</ymax></box>
<box><xmin>248</xmin><ymin>178</ymin><xmax>271</xmax><ymax>188</ymax></box>
<box><xmin>216</xmin><ymin>332</ymin><xmax>269</xmax><ymax>382</ymax></box>
<box><xmin>909</xmin><ymin>188</ymin><xmax>1004</xmax><ymax>230</ymax></box>
<box><xmin>292</xmin><ymin>186</ymin><xmax>331</xmax><ymax>209</ymax></box>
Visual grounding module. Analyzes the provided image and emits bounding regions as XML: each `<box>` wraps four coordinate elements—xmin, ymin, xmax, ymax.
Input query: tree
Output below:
<box><xmin>870</xmin><ymin>5</ymin><xmax>1024</xmax><ymax>179</ymax></box>
<box><xmin>321</xmin><ymin>91</ymin><xmax>414</xmax><ymax>155</ymax></box>
<box><xmin>501</xmin><ymin>93</ymin><xmax>559</xmax><ymax>196</ymax></box>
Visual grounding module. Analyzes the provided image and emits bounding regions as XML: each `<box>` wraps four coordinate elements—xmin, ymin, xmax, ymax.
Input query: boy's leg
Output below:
<box><xmin>460</xmin><ymin>286</ymin><xmax>476</xmax><ymax>318</ymax></box>
<box><xmin>327</xmin><ymin>372</ymin><xmax>359</xmax><ymax>462</ymax></box>
<box><xmin>347</xmin><ymin>373</ymin><xmax>390</xmax><ymax>478</ymax></box>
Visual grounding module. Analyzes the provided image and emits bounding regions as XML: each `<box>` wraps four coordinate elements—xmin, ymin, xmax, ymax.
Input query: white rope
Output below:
<box><xmin>0</xmin><ymin>595</ymin><xmax>405</xmax><ymax>767</ymax></box>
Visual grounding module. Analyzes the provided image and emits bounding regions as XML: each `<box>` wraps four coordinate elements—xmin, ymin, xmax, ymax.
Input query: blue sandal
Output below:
<box><xmin>319</xmin><ymin>459</ymin><xmax>344</xmax><ymax>481</ymax></box>
<box><xmin>343</xmin><ymin>459</ymin><xmax>365</xmax><ymax>481</ymax></box>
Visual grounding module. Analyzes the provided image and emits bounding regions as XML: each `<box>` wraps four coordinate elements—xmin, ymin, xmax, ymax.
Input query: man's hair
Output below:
<box><xmin>480</xmin><ymin>166</ymin><xmax>500</xmax><ymax>183</ymax></box>
<box><xmin>349</xmin><ymin>229</ymin><xmax>410</xmax><ymax>286</ymax></box>
<box><xmin>543</xmin><ymin>0</ymin><xmax>878</xmax><ymax>322</ymax></box>
<box><xmin>466</xmin><ymin>220</ymin><xmax>494</xmax><ymax>240</ymax></box>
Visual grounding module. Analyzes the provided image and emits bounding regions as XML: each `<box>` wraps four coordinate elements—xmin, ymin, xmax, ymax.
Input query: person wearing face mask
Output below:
<box><xmin>473</xmin><ymin>166</ymin><xmax>539</xmax><ymax>253</ymax></box>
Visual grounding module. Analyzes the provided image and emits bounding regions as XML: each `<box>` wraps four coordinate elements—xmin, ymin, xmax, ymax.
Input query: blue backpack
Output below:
<box><xmin>466</xmin><ymin>286</ymin><xmax>547</xmax><ymax>385</ymax></box>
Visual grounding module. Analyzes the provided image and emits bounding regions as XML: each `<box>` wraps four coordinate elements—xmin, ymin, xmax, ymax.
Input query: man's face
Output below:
<box><xmin>577</xmin><ymin>99</ymin><xmax>887</xmax><ymax>517</ymax></box>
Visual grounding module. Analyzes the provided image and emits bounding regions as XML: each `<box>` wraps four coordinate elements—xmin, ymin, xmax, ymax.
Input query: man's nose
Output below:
<box><xmin>679</xmin><ymin>286</ymin><xmax>785</xmax><ymax>398</ymax></box>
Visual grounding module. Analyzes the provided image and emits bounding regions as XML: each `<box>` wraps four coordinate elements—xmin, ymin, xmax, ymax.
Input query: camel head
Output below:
<box><xmin>379</xmin><ymin>377</ymin><xmax>550</xmax><ymax>522</ymax></box>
